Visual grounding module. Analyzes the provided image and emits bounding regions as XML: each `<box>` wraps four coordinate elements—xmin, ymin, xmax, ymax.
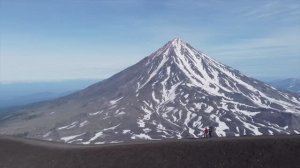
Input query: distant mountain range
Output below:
<box><xmin>0</xmin><ymin>80</ymin><xmax>98</xmax><ymax>110</ymax></box>
<box><xmin>0</xmin><ymin>38</ymin><xmax>299</xmax><ymax>144</ymax></box>
<box><xmin>268</xmin><ymin>78</ymin><xmax>300</xmax><ymax>94</ymax></box>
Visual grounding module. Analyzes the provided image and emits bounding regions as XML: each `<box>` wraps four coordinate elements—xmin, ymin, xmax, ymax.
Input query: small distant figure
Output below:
<box><xmin>209</xmin><ymin>126</ymin><xmax>213</xmax><ymax>138</ymax></box>
<box><xmin>204</xmin><ymin>127</ymin><xmax>208</xmax><ymax>138</ymax></box>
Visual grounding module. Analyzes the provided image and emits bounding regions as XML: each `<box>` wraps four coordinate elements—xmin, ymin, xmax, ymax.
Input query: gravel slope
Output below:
<box><xmin>0</xmin><ymin>135</ymin><xmax>299</xmax><ymax>168</ymax></box>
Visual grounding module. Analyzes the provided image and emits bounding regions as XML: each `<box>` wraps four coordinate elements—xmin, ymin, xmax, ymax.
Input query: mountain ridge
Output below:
<box><xmin>1</xmin><ymin>134</ymin><xmax>299</xmax><ymax>168</ymax></box>
<box><xmin>268</xmin><ymin>78</ymin><xmax>300</xmax><ymax>94</ymax></box>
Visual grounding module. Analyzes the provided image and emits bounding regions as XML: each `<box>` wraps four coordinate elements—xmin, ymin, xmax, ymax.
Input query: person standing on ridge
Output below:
<box><xmin>204</xmin><ymin>127</ymin><xmax>208</xmax><ymax>138</ymax></box>
<box><xmin>209</xmin><ymin>126</ymin><xmax>213</xmax><ymax>138</ymax></box>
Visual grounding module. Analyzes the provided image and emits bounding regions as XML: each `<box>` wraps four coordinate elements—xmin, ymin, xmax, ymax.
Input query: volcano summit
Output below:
<box><xmin>1</xmin><ymin>38</ymin><xmax>300</xmax><ymax>144</ymax></box>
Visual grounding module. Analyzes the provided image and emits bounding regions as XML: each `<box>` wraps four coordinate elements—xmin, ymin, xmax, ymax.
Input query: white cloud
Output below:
<box><xmin>210</xmin><ymin>28</ymin><xmax>300</xmax><ymax>59</ymax></box>
<box><xmin>243</xmin><ymin>0</ymin><xmax>300</xmax><ymax>20</ymax></box>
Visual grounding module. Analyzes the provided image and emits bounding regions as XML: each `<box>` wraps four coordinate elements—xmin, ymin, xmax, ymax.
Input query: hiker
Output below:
<box><xmin>209</xmin><ymin>126</ymin><xmax>213</xmax><ymax>138</ymax></box>
<box><xmin>204</xmin><ymin>127</ymin><xmax>208</xmax><ymax>138</ymax></box>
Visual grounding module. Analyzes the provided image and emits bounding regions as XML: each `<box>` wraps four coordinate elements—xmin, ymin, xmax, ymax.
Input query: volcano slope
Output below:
<box><xmin>0</xmin><ymin>135</ymin><xmax>299</xmax><ymax>168</ymax></box>
<box><xmin>0</xmin><ymin>38</ymin><xmax>300</xmax><ymax>144</ymax></box>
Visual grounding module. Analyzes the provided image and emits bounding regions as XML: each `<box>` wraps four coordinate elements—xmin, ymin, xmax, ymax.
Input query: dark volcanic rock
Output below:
<box><xmin>0</xmin><ymin>135</ymin><xmax>299</xmax><ymax>168</ymax></box>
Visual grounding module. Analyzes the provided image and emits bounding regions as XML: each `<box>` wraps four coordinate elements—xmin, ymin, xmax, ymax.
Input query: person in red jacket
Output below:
<box><xmin>204</xmin><ymin>127</ymin><xmax>208</xmax><ymax>138</ymax></box>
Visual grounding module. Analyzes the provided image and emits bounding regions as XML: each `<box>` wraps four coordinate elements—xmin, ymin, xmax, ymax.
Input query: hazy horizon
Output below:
<box><xmin>0</xmin><ymin>75</ymin><xmax>298</xmax><ymax>85</ymax></box>
<box><xmin>1</xmin><ymin>0</ymin><xmax>299</xmax><ymax>83</ymax></box>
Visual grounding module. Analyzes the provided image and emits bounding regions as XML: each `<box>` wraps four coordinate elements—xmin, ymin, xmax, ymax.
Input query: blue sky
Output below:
<box><xmin>0</xmin><ymin>0</ymin><xmax>299</xmax><ymax>83</ymax></box>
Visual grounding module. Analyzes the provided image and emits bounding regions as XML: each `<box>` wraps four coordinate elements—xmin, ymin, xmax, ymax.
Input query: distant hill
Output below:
<box><xmin>268</xmin><ymin>78</ymin><xmax>300</xmax><ymax>94</ymax></box>
<box><xmin>0</xmin><ymin>79</ymin><xmax>99</xmax><ymax>109</ymax></box>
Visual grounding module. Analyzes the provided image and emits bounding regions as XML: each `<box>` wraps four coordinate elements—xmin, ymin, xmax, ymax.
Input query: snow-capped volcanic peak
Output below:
<box><xmin>142</xmin><ymin>38</ymin><xmax>299</xmax><ymax>112</ymax></box>
<box><xmin>170</xmin><ymin>37</ymin><xmax>183</xmax><ymax>46</ymax></box>
<box><xmin>1</xmin><ymin>38</ymin><xmax>300</xmax><ymax>144</ymax></box>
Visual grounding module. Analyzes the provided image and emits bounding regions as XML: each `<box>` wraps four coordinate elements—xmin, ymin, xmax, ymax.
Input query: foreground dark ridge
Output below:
<box><xmin>1</xmin><ymin>135</ymin><xmax>299</xmax><ymax>168</ymax></box>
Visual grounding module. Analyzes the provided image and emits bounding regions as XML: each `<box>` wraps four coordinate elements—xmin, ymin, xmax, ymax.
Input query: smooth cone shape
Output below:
<box><xmin>1</xmin><ymin>38</ymin><xmax>300</xmax><ymax>144</ymax></box>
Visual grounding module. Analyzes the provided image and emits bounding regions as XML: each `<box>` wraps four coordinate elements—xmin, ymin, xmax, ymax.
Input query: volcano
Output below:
<box><xmin>1</xmin><ymin>38</ymin><xmax>300</xmax><ymax>144</ymax></box>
